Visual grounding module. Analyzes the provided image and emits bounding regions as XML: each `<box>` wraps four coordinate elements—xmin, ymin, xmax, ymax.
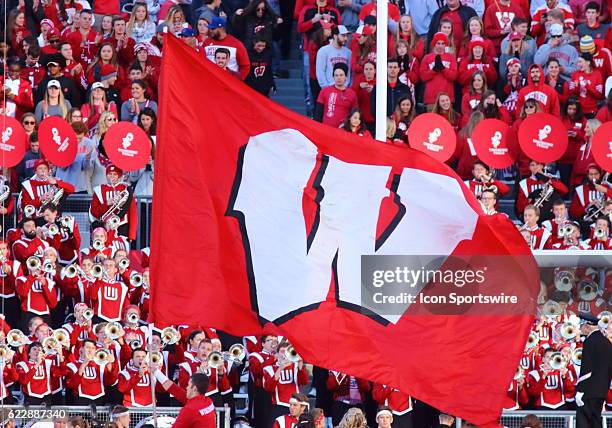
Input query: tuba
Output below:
<box><xmin>554</xmin><ymin>269</ymin><xmax>574</xmax><ymax>292</ymax></box>
<box><xmin>105</xmin><ymin>322</ymin><xmax>124</xmax><ymax>340</ymax></box>
<box><xmin>161</xmin><ymin>327</ymin><xmax>180</xmax><ymax>345</ymax></box>
<box><xmin>207</xmin><ymin>351</ymin><xmax>224</xmax><ymax>369</ymax></box>
<box><xmin>284</xmin><ymin>345</ymin><xmax>301</xmax><ymax>363</ymax></box>
<box><xmin>94</xmin><ymin>348</ymin><xmax>111</xmax><ymax>365</ymax></box>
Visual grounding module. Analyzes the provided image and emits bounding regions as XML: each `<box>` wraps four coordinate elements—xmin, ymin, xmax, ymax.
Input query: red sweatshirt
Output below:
<box><xmin>419</xmin><ymin>52</ymin><xmax>458</xmax><ymax>105</ymax></box>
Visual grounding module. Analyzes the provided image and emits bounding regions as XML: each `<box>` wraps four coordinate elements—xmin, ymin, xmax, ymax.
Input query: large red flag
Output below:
<box><xmin>151</xmin><ymin>35</ymin><xmax>539</xmax><ymax>427</ymax></box>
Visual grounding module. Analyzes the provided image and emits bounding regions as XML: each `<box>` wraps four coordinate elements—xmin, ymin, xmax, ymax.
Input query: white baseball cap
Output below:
<box><xmin>91</xmin><ymin>82</ymin><xmax>104</xmax><ymax>90</ymax></box>
<box><xmin>337</xmin><ymin>25</ymin><xmax>350</xmax><ymax>35</ymax></box>
<box><xmin>47</xmin><ymin>79</ymin><xmax>61</xmax><ymax>89</ymax></box>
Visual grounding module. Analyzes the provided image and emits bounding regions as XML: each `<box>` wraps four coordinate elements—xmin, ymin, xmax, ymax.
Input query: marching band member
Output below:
<box><xmin>40</xmin><ymin>204</ymin><xmax>81</xmax><ymax>265</ymax></box>
<box><xmin>16</xmin><ymin>256</ymin><xmax>57</xmax><ymax>330</ymax></box>
<box><xmin>117</xmin><ymin>348</ymin><xmax>156</xmax><ymax>407</ymax></box>
<box><xmin>263</xmin><ymin>341</ymin><xmax>309</xmax><ymax>424</ymax></box>
<box><xmin>12</xmin><ymin>218</ymin><xmax>50</xmax><ymax>264</ymax></box>
<box><xmin>526</xmin><ymin>347</ymin><xmax>575</xmax><ymax>409</ymax></box>
<box><xmin>63</xmin><ymin>303</ymin><xmax>95</xmax><ymax>350</ymax></box>
<box><xmin>88</xmin><ymin>258</ymin><xmax>130</xmax><ymax>323</ymax></box>
<box><xmin>502</xmin><ymin>369</ymin><xmax>529</xmax><ymax>411</ymax></box>
<box><xmin>89</xmin><ymin>165</ymin><xmax>138</xmax><ymax>241</ymax></box>
<box><xmin>60</xmin><ymin>257</ymin><xmax>95</xmax><ymax>307</ymax></box>
<box><xmin>248</xmin><ymin>334</ymin><xmax>278</xmax><ymax>428</ymax></box>
<box><xmin>272</xmin><ymin>393</ymin><xmax>309</xmax><ymax>428</ymax></box>
<box><xmin>0</xmin><ymin>240</ymin><xmax>24</xmax><ymax>329</ymax></box>
<box><xmin>0</xmin><ymin>348</ymin><xmax>18</xmax><ymax>404</ymax></box>
<box><xmin>372</xmin><ymin>384</ymin><xmax>413</xmax><ymax>428</ymax></box>
<box><xmin>569</xmin><ymin>164</ymin><xmax>608</xmax><ymax>220</ymax></box>
<box><xmin>18</xmin><ymin>159</ymin><xmax>75</xmax><ymax>224</ymax></box>
<box><xmin>66</xmin><ymin>338</ymin><xmax>119</xmax><ymax>405</ymax></box>
<box><xmin>122</xmin><ymin>305</ymin><xmax>146</xmax><ymax>344</ymax></box>
<box><xmin>520</xmin><ymin>205</ymin><xmax>551</xmax><ymax>250</ymax></box>
<box><xmin>464</xmin><ymin>161</ymin><xmax>510</xmax><ymax>199</ymax></box>
<box><xmin>16</xmin><ymin>341</ymin><xmax>66</xmax><ymax>405</ymax></box>
<box><xmin>516</xmin><ymin>160</ymin><xmax>568</xmax><ymax>217</ymax></box>
<box><xmin>551</xmin><ymin>223</ymin><xmax>588</xmax><ymax>250</ymax></box>
<box><xmin>542</xmin><ymin>200</ymin><xmax>572</xmax><ymax>247</ymax></box>
<box><xmin>182</xmin><ymin>330</ymin><xmax>207</xmax><ymax>363</ymax></box>
<box><xmin>326</xmin><ymin>371</ymin><xmax>371</xmax><ymax>426</ymax></box>
<box><xmin>81</xmin><ymin>228</ymin><xmax>113</xmax><ymax>261</ymax></box>
<box><xmin>479</xmin><ymin>189</ymin><xmax>499</xmax><ymax>216</ymax></box>
<box><xmin>582</xmin><ymin>217</ymin><xmax>612</xmax><ymax>250</ymax></box>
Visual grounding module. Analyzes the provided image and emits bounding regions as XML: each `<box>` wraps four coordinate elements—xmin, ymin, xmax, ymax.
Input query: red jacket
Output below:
<box><xmin>66</xmin><ymin>359</ymin><xmax>118</xmax><ymax>399</ymax></box>
<box><xmin>89</xmin><ymin>183</ymin><xmax>138</xmax><ymax>241</ymax></box>
<box><xmin>0</xmin><ymin>76</ymin><xmax>34</xmax><ymax>120</ymax></box>
<box><xmin>516</xmin><ymin>176</ymin><xmax>568</xmax><ymax>214</ymax></box>
<box><xmin>566</xmin><ymin>69</ymin><xmax>605</xmax><ymax>115</ymax></box>
<box><xmin>483</xmin><ymin>2</ymin><xmax>526</xmax><ymax>50</ymax></box>
<box><xmin>419</xmin><ymin>52</ymin><xmax>458</xmax><ymax>105</ymax></box>
<box><xmin>263</xmin><ymin>363</ymin><xmax>309</xmax><ymax>406</ymax></box>
<box><xmin>170</xmin><ymin>384</ymin><xmax>216</xmax><ymax>428</ymax></box>
<box><xmin>16</xmin><ymin>275</ymin><xmax>58</xmax><ymax>315</ymax></box>
<box><xmin>89</xmin><ymin>278</ymin><xmax>129</xmax><ymax>322</ymax></box>
<box><xmin>118</xmin><ymin>364</ymin><xmax>155</xmax><ymax>406</ymax></box>
<box><xmin>517</xmin><ymin>65</ymin><xmax>561</xmax><ymax>116</ymax></box>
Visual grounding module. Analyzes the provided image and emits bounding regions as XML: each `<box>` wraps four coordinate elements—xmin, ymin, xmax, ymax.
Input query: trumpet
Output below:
<box><xmin>161</xmin><ymin>327</ymin><xmax>180</xmax><ymax>345</ymax></box>
<box><xmin>578</xmin><ymin>280</ymin><xmax>598</xmax><ymax>301</ymax></box>
<box><xmin>42</xmin><ymin>259</ymin><xmax>55</xmax><ymax>274</ymax></box>
<box><xmin>130</xmin><ymin>273</ymin><xmax>143</xmax><ymax>288</ymax></box>
<box><xmin>526</xmin><ymin>332</ymin><xmax>539</xmax><ymax>349</ymax></box>
<box><xmin>83</xmin><ymin>308</ymin><xmax>94</xmax><ymax>320</ymax></box>
<box><xmin>23</xmin><ymin>205</ymin><xmax>36</xmax><ymax>218</ymax></box>
<box><xmin>284</xmin><ymin>345</ymin><xmax>301</xmax><ymax>363</ymax></box>
<box><xmin>26</xmin><ymin>256</ymin><xmax>41</xmax><ymax>272</ymax></box>
<box><xmin>598</xmin><ymin>311</ymin><xmax>611</xmax><ymax>329</ymax></box>
<box><xmin>228</xmin><ymin>343</ymin><xmax>246</xmax><ymax>361</ymax></box>
<box><xmin>207</xmin><ymin>351</ymin><xmax>224</xmax><ymax>369</ymax></box>
<box><xmin>105</xmin><ymin>322</ymin><xmax>124</xmax><ymax>340</ymax></box>
<box><xmin>91</xmin><ymin>263</ymin><xmax>104</xmax><ymax>279</ymax></box>
<box><xmin>6</xmin><ymin>329</ymin><xmax>26</xmax><ymax>347</ymax></box>
<box><xmin>42</xmin><ymin>336</ymin><xmax>59</xmax><ymax>354</ymax></box>
<box><xmin>53</xmin><ymin>328</ymin><xmax>70</xmax><ymax>347</ymax></box>
<box><xmin>554</xmin><ymin>270</ymin><xmax>574</xmax><ymax>292</ymax></box>
<box><xmin>93</xmin><ymin>239</ymin><xmax>105</xmax><ymax>251</ymax></box>
<box><xmin>558</xmin><ymin>224</ymin><xmax>573</xmax><ymax>238</ymax></box>
<box><xmin>594</xmin><ymin>227</ymin><xmax>607</xmax><ymax>239</ymax></box>
<box><xmin>47</xmin><ymin>223</ymin><xmax>59</xmax><ymax>236</ymax></box>
<box><xmin>549</xmin><ymin>352</ymin><xmax>566</xmax><ymax>370</ymax></box>
<box><xmin>62</xmin><ymin>264</ymin><xmax>81</xmax><ymax>279</ymax></box>
<box><xmin>571</xmin><ymin>349</ymin><xmax>582</xmax><ymax>366</ymax></box>
<box><xmin>126</xmin><ymin>312</ymin><xmax>139</xmax><ymax>324</ymax></box>
<box><xmin>129</xmin><ymin>339</ymin><xmax>142</xmax><ymax>350</ymax></box>
<box><xmin>0</xmin><ymin>344</ymin><xmax>10</xmax><ymax>362</ymax></box>
<box><xmin>118</xmin><ymin>257</ymin><xmax>130</xmax><ymax>270</ymax></box>
<box><xmin>147</xmin><ymin>351</ymin><xmax>163</xmax><ymax>366</ymax></box>
<box><xmin>93</xmin><ymin>348</ymin><xmax>111</xmax><ymax>365</ymax></box>
<box><xmin>58</xmin><ymin>216</ymin><xmax>72</xmax><ymax>230</ymax></box>
<box><xmin>560</xmin><ymin>322</ymin><xmax>577</xmax><ymax>340</ymax></box>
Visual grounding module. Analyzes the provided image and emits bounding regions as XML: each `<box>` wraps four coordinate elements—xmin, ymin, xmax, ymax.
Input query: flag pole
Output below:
<box><xmin>375</xmin><ymin>0</ymin><xmax>388</xmax><ymax>142</ymax></box>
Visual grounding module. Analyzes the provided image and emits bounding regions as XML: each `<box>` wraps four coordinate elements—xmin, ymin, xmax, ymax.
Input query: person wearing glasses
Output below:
<box><xmin>21</xmin><ymin>113</ymin><xmax>37</xmax><ymax>137</ymax></box>
<box><xmin>534</xmin><ymin>23</ymin><xmax>579</xmax><ymax>80</ymax></box>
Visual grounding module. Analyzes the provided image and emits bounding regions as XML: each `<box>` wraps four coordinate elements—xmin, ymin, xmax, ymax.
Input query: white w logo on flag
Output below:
<box><xmin>228</xmin><ymin>129</ymin><xmax>478</xmax><ymax>325</ymax></box>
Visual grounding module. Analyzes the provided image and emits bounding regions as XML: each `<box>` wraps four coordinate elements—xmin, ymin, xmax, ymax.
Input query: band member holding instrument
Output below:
<box><xmin>542</xmin><ymin>200</ymin><xmax>572</xmax><ymax>247</ymax></box>
<box><xmin>117</xmin><ymin>348</ymin><xmax>155</xmax><ymax>407</ymax></box>
<box><xmin>81</xmin><ymin>227</ymin><xmax>113</xmax><ymax>261</ymax></box>
<box><xmin>0</xmin><ymin>175</ymin><xmax>15</xmax><ymax>231</ymax></box>
<box><xmin>526</xmin><ymin>347</ymin><xmax>574</xmax><ymax>410</ymax></box>
<box><xmin>12</xmin><ymin>218</ymin><xmax>50</xmax><ymax>264</ymax></box>
<box><xmin>0</xmin><ymin>240</ymin><xmax>24</xmax><ymax>329</ymax></box>
<box><xmin>41</xmin><ymin>204</ymin><xmax>81</xmax><ymax>266</ymax></box>
<box><xmin>576</xmin><ymin>314</ymin><xmax>612</xmax><ymax>428</ymax></box>
<box><xmin>520</xmin><ymin>205</ymin><xmax>551</xmax><ymax>250</ymax></box>
<box><xmin>583</xmin><ymin>217</ymin><xmax>612</xmax><ymax>250</ymax></box>
<box><xmin>516</xmin><ymin>160</ymin><xmax>568</xmax><ymax>219</ymax></box>
<box><xmin>18</xmin><ymin>159</ymin><xmax>75</xmax><ymax>225</ymax></box>
<box><xmin>15</xmin><ymin>341</ymin><xmax>66</xmax><ymax>405</ymax></box>
<box><xmin>464</xmin><ymin>161</ymin><xmax>510</xmax><ymax>199</ymax></box>
<box><xmin>479</xmin><ymin>189</ymin><xmax>499</xmax><ymax>216</ymax></box>
<box><xmin>89</xmin><ymin>165</ymin><xmax>138</xmax><ymax>242</ymax></box>
<box><xmin>15</xmin><ymin>254</ymin><xmax>57</xmax><ymax>330</ymax></box>
<box><xmin>551</xmin><ymin>222</ymin><xmax>588</xmax><ymax>250</ymax></box>
<box><xmin>88</xmin><ymin>258</ymin><xmax>129</xmax><ymax>323</ymax></box>
<box><xmin>570</xmin><ymin>165</ymin><xmax>609</xmax><ymax>228</ymax></box>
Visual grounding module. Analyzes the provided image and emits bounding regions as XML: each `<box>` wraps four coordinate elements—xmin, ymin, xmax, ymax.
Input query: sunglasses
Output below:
<box><xmin>525</xmin><ymin>105</ymin><xmax>536</xmax><ymax>109</ymax></box>
<box><xmin>107</xmin><ymin>117</ymin><xmax>117</xmax><ymax>122</ymax></box>
<box><xmin>23</xmin><ymin>121</ymin><xmax>35</xmax><ymax>125</ymax></box>
<box><xmin>551</xmin><ymin>35</ymin><xmax>562</xmax><ymax>38</ymax></box>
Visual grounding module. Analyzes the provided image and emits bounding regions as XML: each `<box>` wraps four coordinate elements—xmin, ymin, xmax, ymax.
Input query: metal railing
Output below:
<box><xmin>0</xmin><ymin>405</ymin><xmax>231</xmax><ymax>428</ymax></box>
<box><xmin>456</xmin><ymin>410</ymin><xmax>612</xmax><ymax>428</ymax></box>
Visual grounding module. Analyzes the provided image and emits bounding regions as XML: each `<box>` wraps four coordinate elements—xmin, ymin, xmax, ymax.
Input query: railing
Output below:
<box><xmin>456</xmin><ymin>410</ymin><xmax>612</xmax><ymax>428</ymax></box>
<box><xmin>0</xmin><ymin>405</ymin><xmax>231</xmax><ymax>428</ymax></box>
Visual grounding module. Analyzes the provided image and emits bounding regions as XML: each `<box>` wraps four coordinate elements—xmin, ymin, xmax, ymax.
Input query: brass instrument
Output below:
<box><xmin>26</xmin><ymin>256</ymin><xmax>41</xmax><ymax>272</ymax></box>
<box><xmin>36</xmin><ymin>188</ymin><xmax>64</xmax><ymax>216</ymax></box>
<box><xmin>91</xmin><ymin>263</ymin><xmax>104</xmax><ymax>279</ymax></box>
<box><xmin>93</xmin><ymin>348</ymin><xmax>111</xmax><ymax>365</ymax></box>
<box><xmin>560</xmin><ymin>322</ymin><xmax>577</xmax><ymax>340</ymax></box>
<box><xmin>126</xmin><ymin>312</ymin><xmax>139</xmax><ymax>324</ymax></box>
<box><xmin>42</xmin><ymin>259</ymin><xmax>55</xmax><ymax>274</ymax></box>
<box><xmin>42</xmin><ymin>336</ymin><xmax>59</xmax><ymax>354</ymax></box>
<box><xmin>284</xmin><ymin>345</ymin><xmax>301</xmax><ymax>363</ymax></box>
<box><xmin>571</xmin><ymin>349</ymin><xmax>582</xmax><ymax>366</ymax></box>
<box><xmin>479</xmin><ymin>170</ymin><xmax>498</xmax><ymax>193</ymax></box>
<box><xmin>104</xmin><ymin>322</ymin><xmax>124</xmax><ymax>340</ymax></box>
<box><xmin>7</xmin><ymin>329</ymin><xmax>27</xmax><ymax>347</ymax></box>
<box><xmin>526</xmin><ymin>332</ymin><xmax>539</xmax><ymax>349</ymax></box>
<box><xmin>53</xmin><ymin>328</ymin><xmax>70</xmax><ymax>348</ymax></box>
<box><xmin>130</xmin><ymin>273</ymin><xmax>143</xmax><ymax>288</ymax></box>
<box><xmin>598</xmin><ymin>311</ymin><xmax>611</xmax><ymax>329</ymax></box>
<box><xmin>0</xmin><ymin>183</ymin><xmax>10</xmax><ymax>204</ymax></box>
<box><xmin>584</xmin><ymin>172</ymin><xmax>610</xmax><ymax>222</ymax></box>
<box><xmin>58</xmin><ymin>216</ymin><xmax>72</xmax><ymax>230</ymax></box>
<box><xmin>47</xmin><ymin>223</ymin><xmax>59</xmax><ymax>236</ymax></box>
<box><xmin>533</xmin><ymin>183</ymin><xmax>554</xmax><ymax>208</ymax></box>
<box><xmin>83</xmin><ymin>308</ymin><xmax>94</xmax><ymax>320</ymax></box>
<box><xmin>554</xmin><ymin>270</ymin><xmax>574</xmax><ymax>292</ymax></box>
<box><xmin>542</xmin><ymin>300</ymin><xmax>562</xmax><ymax>318</ymax></box>
<box><xmin>161</xmin><ymin>327</ymin><xmax>180</xmax><ymax>345</ymax></box>
<box><xmin>549</xmin><ymin>352</ymin><xmax>566</xmax><ymax>370</ymax></box>
<box><xmin>0</xmin><ymin>344</ymin><xmax>10</xmax><ymax>362</ymax></box>
<box><xmin>558</xmin><ymin>224</ymin><xmax>573</xmax><ymax>238</ymax></box>
<box><xmin>594</xmin><ymin>227</ymin><xmax>607</xmax><ymax>239</ymax></box>
<box><xmin>207</xmin><ymin>351</ymin><xmax>224</xmax><ymax>369</ymax></box>
<box><xmin>101</xmin><ymin>190</ymin><xmax>130</xmax><ymax>224</ymax></box>
<box><xmin>228</xmin><ymin>343</ymin><xmax>246</xmax><ymax>361</ymax></box>
<box><xmin>92</xmin><ymin>239</ymin><xmax>105</xmax><ymax>251</ymax></box>
<box><xmin>62</xmin><ymin>264</ymin><xmax>81</xmax><ymax>279</ymax></box>
<box><xmin>129</xmin><ymin>339</ymin><xmax>142</xmax><ymax>350</ymax></box>
<box><xmin>578</xmin><ymin>279</ymin><xmax>598</xmax><ymax>302</ymax></box>
<box><xmin>106</xmin><ymin>215</ymin><xmax>121</xmax><ymax>231</ymax></box>
<box><xmin>23</xmin><ymin>205</ymin><xmax>36</xmax><ymax>218</ymax></box>
<box><xmin>147</xmin><ymin>351</ymin><xmax>163</xmax><ymax>366</ymax></box>
<box><xmin>118</xmin><ymin>257</ymin><xmax>130</xmax><ymax>270</ymax></box>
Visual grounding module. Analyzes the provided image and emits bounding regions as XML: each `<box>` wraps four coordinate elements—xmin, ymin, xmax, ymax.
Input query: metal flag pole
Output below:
<box><xmin>375</xmin><ymin>0</ymin><xmax>389</xmax><ymax>142</ymax></box>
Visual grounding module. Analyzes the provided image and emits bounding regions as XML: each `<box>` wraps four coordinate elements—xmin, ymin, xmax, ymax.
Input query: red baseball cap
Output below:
<box><xmin>509</xmin><ymin>31</ymin><xmax>522</xmax><ymax>41</ymax></box>
<box><xmin>468</xmin><ymin>36</ymin><xmax>485</xmax><ymax>51</ymax></box>
<box><xmin>34</xmin><ymin>158</ymin><xmax>50</xmax><ymax>169</ymax></box>
<box><xmin>106</xmin><ymin>164</ymin><xmax>123</xmax><ymax>175</ymax></box>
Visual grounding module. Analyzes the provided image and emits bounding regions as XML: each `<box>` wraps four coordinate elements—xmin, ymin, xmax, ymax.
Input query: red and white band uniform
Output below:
<box><xmin>177</xmin><ymin>359</ymin><xmax>232</xmax><ymax>399</ymax></box>
<box><xmin>327</xmin><ymin>372</ymin><xmax>371</xmax><ymax>404</ymax></box>
<box><xmin>18</xmin><ymin>178</ymin><xmax>74</xmax><ymax>216</ymax></box>
<box><xmin>16</xmin><ymin>356</ymin><xmax>65</xmax><ymax>398</ymax></box>
<box><xmin>569</xmin><ymin>184</ymin><xmax>605</xmax><ymax>219</ymax></box>
<box><xmin>272</xmin><ymin>414</ymin><xmax>298</xmax><ymax>428</ymax></box>
<box><xmin>0</xmin><ymin>361</ymin><xmax>18</xmax><ymax>400</ymax></box>
<box><xmin>118</xmin><ymin>362</ymin><xmax>155</xmax><ymax>407</ymax></box>
<box><xmin>527</xmin><ymin>366</ymin><xmax>575</xmax><ymax>408</ymax></box>
<box><xmin>42</xmin><ymin>217</ymin><xmax>81</xmax><ymax>264</ymax></box>
<box><xmin>16</xmin><ymin>274</ymin><xmax>58</xmax><ymax>315</ymax></box>
<box><xmin>521</xmin><ymin>224</ymin><xmax>551</xmax><ymax>250</ymax></box>
<box><xmin>0</xmin><ymin>259</ymin><xmax>24</xmax><ymax>299</ymax></box>
<box><xmin>502</xmin><ymin>373</ymin><xmax>529</xmax><ymax>410</ymax></box>
<box><xmin>248</xmin><ymin>349</ymin><xmax>276</xmax><ymax>388</ymax></box>
<box><xmin>516</xmin><ymin>176</ymin><xmax>568</xmax><ymax>214</ymax></box>
<box><xmin>89</xmin><ymin>183</ymin><xmax>138</xmax><ymax>241</ymax></box>
<box><xmin>12</xmin><ymin>235</ymin><xmax>49</xmax><ymax>264</ymax></box>
<box><xmin>66</xmin><ymin>359</ymin><xmax>119</xmax><ymax>400</ymax></box>
<box><xmin>88</xmin><ymin>276</ymin><xmax>129</xmax><ymax>322</ymax></box>
<box><xmin>263</xmin><ymin>362</ymin><xmax>309</xmax><ymax>407</ymax></box>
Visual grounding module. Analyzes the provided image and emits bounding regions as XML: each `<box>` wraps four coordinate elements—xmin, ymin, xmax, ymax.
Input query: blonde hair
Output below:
<box><xmin>337</xmin><ymin>408</ymin><xmax>367</xmax><ymax>428</ymax></box>
<box><xmin>44</xmin><ymin>85</ymin><xmax>69</xmax><ymax>118</ymax></box>
<box><xmin>398</xmin><ymin>15</ymin><xmax>418</xmax><ymax>51</ymax></box>
<box><xmin>386</xmin><ymin>118</ymin><xmax>397</xmax><ymax>139</ymax></box>
<box><xmin>96</xmin><ymin>111</ymin><xmax>116</xmax><ymax>136</ymax></box>
<box><xmin>127</xmin><ymin>3</ymin><xmax>150</xmax><ymax>37</ymax></box>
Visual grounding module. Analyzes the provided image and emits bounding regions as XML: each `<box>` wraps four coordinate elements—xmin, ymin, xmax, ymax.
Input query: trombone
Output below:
<box><xmin>227</xmin><ymin>344</ymin><xmax>246</xmax><ymax>362</ymax></box>
<box><xmin>105</xmin><ymin>322</ymin><xmax>124</xmax><ymax>340</ymax></box>
<box><xmin>42</xmin><ymin>336</ymin><xmax>59</xmax><ymax>355</ymax></box>
<box><xmin>207</xmin><ymin>351</ymin><xmax>224</xmax><ymax>369</ymax></box>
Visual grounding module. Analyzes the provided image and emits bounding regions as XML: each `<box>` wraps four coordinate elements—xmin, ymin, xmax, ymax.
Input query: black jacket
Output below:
<box><xmin>577</xmin><ymin>329</ymin><xmax>612</xmax><ymax>398</ymax></box>
<box><xmin>426</xmin><ymin>5</ymin><xmax>477</xmax><ymax>49</ymax></box>
<box><xmin>245</xmin><ymin>48</ymin><xmax>275</xmax><ymax>97</ymax></box>
<box><xmin>369</xmin><ymin>81</ymin><xmax>411</xmax><ymax>123</ymax></box>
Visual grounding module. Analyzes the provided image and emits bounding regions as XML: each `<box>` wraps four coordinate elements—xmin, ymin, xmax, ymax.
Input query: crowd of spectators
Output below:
<box><xmin>0</xmin><ymin>0</ymin><xmax>608</xmax><ymax>428</ymax></box>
